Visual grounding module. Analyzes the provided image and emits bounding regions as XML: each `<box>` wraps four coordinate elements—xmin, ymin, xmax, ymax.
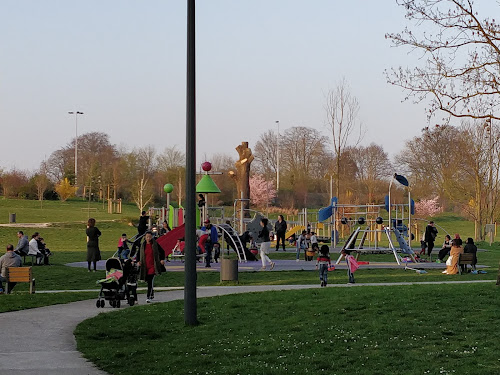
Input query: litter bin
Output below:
<box><xmin>9</xmin><ymin>213</ymin><xmax>16</xmax><ymax>223</ymax></box>
<box><xmin>220</xmin><ymin>258</ymin><xmax>238</xmax><ymax>282</ymax></box>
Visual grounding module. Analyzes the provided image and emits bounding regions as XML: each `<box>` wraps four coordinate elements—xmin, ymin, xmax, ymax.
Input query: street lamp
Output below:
<box><xmin>68</xmin><ymin>111</ymin><xmax>84</xmax><ymax>188</ymax></box>
<box><xmin>275</xmin><ymin>120</ymin><xmax>280</xmax><ymax>191</ymax></box>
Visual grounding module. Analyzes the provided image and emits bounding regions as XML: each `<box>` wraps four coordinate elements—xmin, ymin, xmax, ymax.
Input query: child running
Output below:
<box><xmin>258</xmin><ymin>218</ymin><xmax>275</xmax><ymax>270</ymax></box>
<box><xmin>341</xmin><ymin>249</ymin><xmax>359</xmax><ymax>284</ymax></box>
<box><xmin>315</xmin><ymin>245</ymin><xmax>331</xmax><ymax>287</ymax></box>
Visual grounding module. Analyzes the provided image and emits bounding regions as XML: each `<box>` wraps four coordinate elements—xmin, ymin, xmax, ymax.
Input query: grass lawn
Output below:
<box><xmin>76</xmin><ymin>283</ymin><xmax>500</xmax><ymax>375</ymax></box>
<box><xmin>0</xmin><ymin>292</ymin><xmax>96</xmax><ymax>313</ymax></box>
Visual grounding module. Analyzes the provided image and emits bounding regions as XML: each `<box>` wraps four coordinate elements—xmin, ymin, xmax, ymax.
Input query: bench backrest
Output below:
<box><xmin>6</xmin><ymin>267</ymin><xmax>32</xmax><ymax>282</ymax></box>
<box><xmin>458</xmin><ymin>253</ymin><xmax>475</xmax><ymax>264</ymax></box>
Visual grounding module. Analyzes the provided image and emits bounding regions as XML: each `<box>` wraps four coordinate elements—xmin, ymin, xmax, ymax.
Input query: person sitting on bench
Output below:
<box><xmin>0</xmin><ymin>244</ymin><xmax>23</xmax><ymax>294</ymax></box>
<box><xmin>28</xmin><ymin>233</ymin><xmax>44</xmax><ymax>265</ymax></box>
<box><xmin>14</xmin><ymin>231</ymin><xmax>29</xmax><ymax>257</ymax></box>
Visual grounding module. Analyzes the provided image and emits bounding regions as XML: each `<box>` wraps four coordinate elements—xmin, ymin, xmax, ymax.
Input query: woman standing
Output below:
<box><xmin>137</xmin><ymin>231</ymin><xmax>165</xmax><ymax>303</ymax></box>
<box><xmin>86</xmin><ymin>218</ymin><xmax>101</xmax><ymax>272</ymax></box>
<box><xmin>443</xmin><ymin>238</ymin><xmax>463</xmax><ymax>275</ymax></box>
<box><xmin>258</xmin><ymin>218</ymin><xmax>275</xmax><ymax>271</ymax></box>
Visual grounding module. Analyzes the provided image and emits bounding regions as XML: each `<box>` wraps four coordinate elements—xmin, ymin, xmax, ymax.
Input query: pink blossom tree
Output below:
<box><xmin>249</xmin><ymin>174</ymin><xmax>276</xmax><ymax>208</ymax></box>
<box><xmin>415</xmin><ymin>197</ymin><xmax>443</xmax><ymax>218</ymax></box>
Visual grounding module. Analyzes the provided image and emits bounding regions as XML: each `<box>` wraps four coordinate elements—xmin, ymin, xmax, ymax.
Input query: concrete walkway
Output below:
<box><xmin>0</xmin><ymin>281</ymin><xmax>496</xmax><ymax>374</ymax></box>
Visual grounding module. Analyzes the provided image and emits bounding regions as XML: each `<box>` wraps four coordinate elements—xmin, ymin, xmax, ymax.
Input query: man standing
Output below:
<box><xmin>201</xmin><ymin>219</ymin><xmax>218</xmax><ymax>268</ymax></box>
<box><xmin>14</xmin><ymin>231</ymin><xmax>29</xmax><ymax>256</ymax></box>
<box><xmin>274</xmin><ymin>215</ymin><xmax>287</xmax><ymax>251</ymax></box>
<box><xmin>424</xmin><ymin>221</ymin><xmax>438</xmax><ymax>257</ymax></box>
<box><xmin>0</xmin><ymin>244</ymin><xmax>23</xmax><ymax>294</ymax></box>
<box><xmin>137</xmin><ymin>211</ymin><xmax>150</xmax><ymax>237</ymax></box>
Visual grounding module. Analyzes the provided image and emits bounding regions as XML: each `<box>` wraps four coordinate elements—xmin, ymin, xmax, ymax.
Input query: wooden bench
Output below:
<box><xmin>458</xmin><ymin>253</ymin><xmax>476</xmax><ymax>275</ymax></box>
<box><xmin>6</xmin><ymin>267</ymin><xmax>35</xmax><ymax>294</ymax></box>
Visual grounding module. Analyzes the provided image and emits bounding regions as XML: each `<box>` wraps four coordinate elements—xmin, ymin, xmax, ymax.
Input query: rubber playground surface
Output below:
<box><xmin>66</xmin><ymin>257</ymin><xmax>473</xmax><ymax>272</ymax></box>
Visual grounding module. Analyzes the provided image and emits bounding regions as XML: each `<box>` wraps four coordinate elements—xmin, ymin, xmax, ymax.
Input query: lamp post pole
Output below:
<box><xmin>68</xmin><ymin>111</ymin><xmax>83</xmax><ymax>189</ymax></box>
<box><xmin>275</xmin><ymin>120</ymin><xmax>280</xmax><ymax>191</ymax></box>
<box><xmin>184</xmin><ymin>0</ymin><xmax>197</xmax><ymax>326</ymax></box>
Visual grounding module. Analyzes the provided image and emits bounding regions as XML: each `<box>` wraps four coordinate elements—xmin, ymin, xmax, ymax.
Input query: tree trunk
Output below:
<box><xmin>234</xmin><ymin>142</ymin><xmax>254</xmax><ymax>218</ymax></box>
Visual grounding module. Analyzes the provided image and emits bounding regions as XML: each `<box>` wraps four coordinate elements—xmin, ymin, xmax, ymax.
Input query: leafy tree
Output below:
<box><xmin>415</xmin><ymin>197</ymin><xmax>443</xmax><ymax>218</ymax></box>
<box><xmin>249</xmin><ymin>174</ymin><xmax>277</xmax><ymax>208</ymax></box>
<box><xmin>55</xmin><ymin>178</ymin><xmax>77</xmax><ymax>202</ymax></box>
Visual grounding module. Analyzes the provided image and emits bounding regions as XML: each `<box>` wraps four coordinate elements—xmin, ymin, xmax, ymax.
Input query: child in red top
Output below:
<box><xmin>315</xmin><ymin>245</ymin><xmax>331</xmax><ymax>287</ymax></box>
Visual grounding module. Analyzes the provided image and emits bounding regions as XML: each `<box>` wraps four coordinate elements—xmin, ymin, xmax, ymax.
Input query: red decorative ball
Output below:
<box><xmin>201</xmin><ymin>161</ymin><xmax>212</xmax><ymax>172</ymax></box>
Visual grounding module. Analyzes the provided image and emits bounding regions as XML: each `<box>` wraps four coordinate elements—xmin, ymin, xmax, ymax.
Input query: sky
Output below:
<box><xmin>1</xmin><ymin>0</ymin><xmax>492</xmax><ymax>172</ymax></box>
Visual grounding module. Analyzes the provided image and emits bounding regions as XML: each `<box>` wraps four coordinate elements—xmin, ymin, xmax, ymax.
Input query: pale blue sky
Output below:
<box><xmin>1</xmin><ymin>0</ymin><xmax>489</xmax><ymax>171</ymax></box>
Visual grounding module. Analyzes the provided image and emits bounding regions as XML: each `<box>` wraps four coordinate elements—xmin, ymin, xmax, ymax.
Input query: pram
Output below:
<box><xmin>96</xmin><ymin>258</ymin><xmax>137</xmax><ymax>308</ymax></box>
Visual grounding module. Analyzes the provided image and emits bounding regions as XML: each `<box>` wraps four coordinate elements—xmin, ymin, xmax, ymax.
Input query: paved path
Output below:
<box><xmin>0</xmin><ymin>281</ymin><xmax>496</xmax><ymax>374</ymax></box>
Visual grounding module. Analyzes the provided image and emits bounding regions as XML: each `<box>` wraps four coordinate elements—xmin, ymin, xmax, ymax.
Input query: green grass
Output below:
<box><xmin>0</xmin><ymin>197</ymin><xmax>139</xmax><ymax>224</ymax></box>
<box><xmin>76</xmin><ymin>283</ymin><xmax>500</xmax><ymax>375</ymax></box>
<box><xmin>0</xmin><ymin>292</ymin><xmax>96</xmax><ymax>313</ymax></box>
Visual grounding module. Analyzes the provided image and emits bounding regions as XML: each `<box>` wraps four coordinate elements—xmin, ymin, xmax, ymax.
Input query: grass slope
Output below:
<box><xmin>76</xmin><ymin>283</ymin><xmax>500</xmax><ymax>375</ymax></box>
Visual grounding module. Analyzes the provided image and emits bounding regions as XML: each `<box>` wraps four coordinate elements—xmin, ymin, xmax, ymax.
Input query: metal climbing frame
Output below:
<box><xmin>216</xmin><ymin>224</ymin><xmax>247</xmax><ymax>263</ymax></box>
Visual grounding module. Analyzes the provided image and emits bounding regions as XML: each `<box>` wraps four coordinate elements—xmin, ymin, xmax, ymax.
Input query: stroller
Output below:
<box><xmin>96</xmin><ymin>258</ymin><xmax>137</xmax><ymax>308</ymax></box>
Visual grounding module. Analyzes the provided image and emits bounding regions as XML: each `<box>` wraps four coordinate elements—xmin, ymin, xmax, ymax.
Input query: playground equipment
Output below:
<box><xmin>318</xmin><ymin>174</ymin><xmax>419</xmax><ymax>265</ymax></box>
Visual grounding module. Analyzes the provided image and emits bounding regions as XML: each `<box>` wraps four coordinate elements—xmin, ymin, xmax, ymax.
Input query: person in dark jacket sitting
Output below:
<box><xmin>14</xmin><ymin>231</ymin><xmax>29</xmax><ymax>256</ymax></box>
<box><xmin>462</xmin><ymin>237</ymin><xmax>478</xmax><ymax>272</ymax></box>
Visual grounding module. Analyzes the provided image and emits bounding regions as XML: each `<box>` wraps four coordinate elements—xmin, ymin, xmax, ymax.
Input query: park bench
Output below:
<box><xmin>458</xmin><ymin>253</ymin><xmax>476</xmax><ymax>275</ymax></box>
<box><xmin>6</xmin><ymin>267</ymin><xmax>35</xmax><ymax>294</ymax></box>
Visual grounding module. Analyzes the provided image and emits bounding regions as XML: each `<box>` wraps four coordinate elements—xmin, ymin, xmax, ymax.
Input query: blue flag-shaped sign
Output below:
<box><xmin>394</xmin><ymin>174</ymin><xmax>409</xmax><ymax>187</ymax></box>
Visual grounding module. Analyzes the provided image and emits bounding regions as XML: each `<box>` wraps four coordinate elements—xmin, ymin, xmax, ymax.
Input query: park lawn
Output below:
<box><xmin>0</xmin><ymin>292</ymin><xmax>96</xmax><ymax>313</ymax></box>
<box><xmin>0</xmin><ymin>198</ymin><xmax>139</xmax><ymax>224</ymax></box>
<box><xmin>76</xmin><ymin>283</ymin><xmax>500</xmax><ymax>375</ymax></box>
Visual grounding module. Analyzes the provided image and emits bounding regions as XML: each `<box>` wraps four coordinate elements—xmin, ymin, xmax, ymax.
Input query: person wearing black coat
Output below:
<box><xmin>274</xmin><ymin>215</ymin><xmax>287</xmax><ymax>251</ymax></box>
<box><xmin>137</xmin><ymin>211</ymin><xmax>149</xmax><ymax>236</ymax></box>
<box><xmin>424</xmin><ymin>221</ymin><xmax>438</xmax><ymax>257</ymax></box>
<box><xmin>463</xmin><ymin>237</ymin><xmax>478</xmax><ymax>271</ymax></box>
<box><xmin>86</xmin><ymin>218</ymin><xmax>101</xmax><ymax>272</ymax></box>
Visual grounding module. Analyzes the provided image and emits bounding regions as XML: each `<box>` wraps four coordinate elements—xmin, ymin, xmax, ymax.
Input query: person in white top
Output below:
<box><xmin>310</xmin><ymin>232</ymin><xmax>319</xmax><ymax>252</ymax></box>
<box><xmin>28</xmin><ymin>232</ymin><xmax>43</xmax><ymax>265</ymax></box>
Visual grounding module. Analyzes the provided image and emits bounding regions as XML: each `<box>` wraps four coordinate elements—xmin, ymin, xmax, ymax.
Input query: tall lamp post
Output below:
<box><xmin>68</xmin><ymin>111</ymin><xmax>84</xmax><ymax>189</ymax></box>
<box><xmin>275</xmin><ymin>120</ymin><xmax>280</xmax><ymax>191</ymax></box>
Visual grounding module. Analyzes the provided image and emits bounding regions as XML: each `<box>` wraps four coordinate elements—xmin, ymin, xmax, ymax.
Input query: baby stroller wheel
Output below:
<box><xmin>116</xmin><ymin>299</ymin><xmax>121</xmax><ymax>308</ymax></box>
<box><xmin>128</xmin><ymin>297</ymin><xmax>135</xmax><ymax>306</ymax></box>
<box><xmin>110</xmin><ymin>300</ymin><xmax>116</xmax><ymax>308</ymax></box>
<box><xmin>96</xmin><ymin>300</ymin><xmax>101</xmax><ymax>308</ymax></box>
<box><xmin>100</xmin><ymin>300</ymin><xmax>105</xmax><ymax>308</ymax></box>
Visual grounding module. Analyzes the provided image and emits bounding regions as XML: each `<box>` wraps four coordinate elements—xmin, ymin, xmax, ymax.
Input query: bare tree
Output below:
<box><xmin>125</xmin><ymin>146</ymin><xmax>157</xmax><ymax>211</ymax></box>
<box><xmin>253</xmin><ymin>130</ymin><xmax>278</xmax><ymax>180</ymax></box>
<box><xmin>33</xmin><ymin>161</ymin><xmax>50</xmax><ymax>208</ymax></box>
<box><xmin>325</xmin><ymin>78</ymin><xmax>363</xmax><ymax>198</ymax></box>
<box><xmin>350</xmin><ymin>143</ymin><xmax>393</xmax><ymax>202</ymax></box>
<box><xmin>386</xmin><ymin>0</ymin><xmax>500</xmax><ymax>122</ymax></box>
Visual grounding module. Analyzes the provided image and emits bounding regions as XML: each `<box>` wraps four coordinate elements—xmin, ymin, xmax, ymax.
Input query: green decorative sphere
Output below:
<box><xmin>163</xmin><ymin>183</ymin><xmax>174</xmax><ymax>193</ymax></box>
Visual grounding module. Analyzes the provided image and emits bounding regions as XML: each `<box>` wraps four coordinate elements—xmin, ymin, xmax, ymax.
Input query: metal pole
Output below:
<box><xmin>408</xmin><ymin>189</ymin><xmax>412</xmax><ymax>248</ymax></box>
<box><xmin>184</xmin><ymin>0</ymin><xmax>197</xmax><ymax>326</ymax></box>
<box><xmin>166</xmin><ymin>193</ymin><xmax>171</xmax><ymax>224</ymax></box>
<box><xmin>276</xmin><ymin>120</ymin><xmax>280</xmax><ymax>191</ymax></box>
<box><xmin>75</xmin><ymin>114</ymin><xmax>78</xmax><ymax>188</ymax></box>
<box><xmin>388</xmin><ymin>176</ymin><xmax>394</xmax><ymax>233</ymax></box>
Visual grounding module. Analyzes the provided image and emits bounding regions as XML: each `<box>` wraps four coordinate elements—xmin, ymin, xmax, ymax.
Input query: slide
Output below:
<box><xmin>284</xmin><ymin>225</ymin><xmax>305</xmax><ymax>240</ymax></box>
<box><xmin>156</xmin><ymin>224</ymin><xmax>185</xmax><ymax>257</ymax></box>
<box><xmin>393</xmin><ymin>227</ymin><xmax>414</xmax><ymax>255</ymax></box>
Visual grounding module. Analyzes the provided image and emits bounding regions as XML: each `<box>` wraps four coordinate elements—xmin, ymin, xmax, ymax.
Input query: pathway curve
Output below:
<box><xmin>0</xmin><ymin>281</ymin><xmax>496</xmax><ymax>374</ymax></box>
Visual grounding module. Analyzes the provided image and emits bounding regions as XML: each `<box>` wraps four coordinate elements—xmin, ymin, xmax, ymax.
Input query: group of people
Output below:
<box><xmin>86</xmin><ymin>213</ymin><xmax>171</xmax><ymax>303</ymax></box>
<box><xmin>13</xmin><ymin>230</ymin><xmax>52</xmax><ymax>265</ymax></box>
<box><xmin>419</xmin><ymin>221</ymin><xmax>478</xmax><ymax>274</ymax></box>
